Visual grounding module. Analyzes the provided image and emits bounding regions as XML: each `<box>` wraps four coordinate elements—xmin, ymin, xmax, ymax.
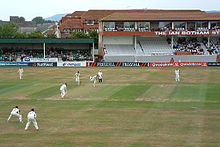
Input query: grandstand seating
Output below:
<box><xmin>104</xmin><ymin>55</ymin><xmax>135</xmax><ymax>62</ymax></box>
<box><xmin>103</xmin><ymin>37</ymin><xmax>219</xmax><ymax>62</ymax></box>
<box><xmin>104</xmin><ymin>44</ymin><xmax>135</xmax><ymax>55</ymax></box>
<box><xmin>138</xmin><ymin>37</ymin><xmax>174</xmax><ymax>55</ymax></box>
<box><xmin>136</xmin><ymin>43</ymin><xmax>144</xmax><ymax>55</ymax></box>
<box><xmin>104</xmin><ymin>37</ymin><xmax>174</xmax><ymax>56</ymax></box>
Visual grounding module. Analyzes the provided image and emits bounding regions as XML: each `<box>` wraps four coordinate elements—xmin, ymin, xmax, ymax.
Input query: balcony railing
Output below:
<box><xmin>104</xmin><ymin>27</ymin><xmax>220</xmax><ymax>32</ymax></box>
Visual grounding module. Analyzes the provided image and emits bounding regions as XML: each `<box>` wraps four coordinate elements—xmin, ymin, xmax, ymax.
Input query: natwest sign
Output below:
<box><xmin>29</xmin><ymin>62</ymin><xmax>57</xmax><ymax>67</ymax></box>
<box><xmin>155</xmin><ymin>30</ymin><xmax>220</xmax><ymax>36</ymax></box>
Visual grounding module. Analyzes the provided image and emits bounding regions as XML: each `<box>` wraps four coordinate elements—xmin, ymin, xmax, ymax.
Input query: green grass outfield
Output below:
<box><xmin>0</xmin><ymin>67</ymin><xmax>220</xmax><ymax>147</ymax></box>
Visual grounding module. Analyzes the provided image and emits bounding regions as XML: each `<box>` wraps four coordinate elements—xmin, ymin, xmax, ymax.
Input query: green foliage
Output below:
<box><xmin>69</xmin><ymin>31</ymin><xmax>89</xmax><ymax>39</ymax></box>
<box><xmin>19</xmin><ymin>17</ymin><xmax>25</xmax><ymax>23</ymax></box>
<box><xmin>69</xmin><ymin>29</ymin><xmax>98</xmax><ymax>47</ymax></box>
<box><xmin>88</xmin><ymin>29</ymin><xmax>98</xmax><ymax>47</ymax></box>
<box><xmin>32</xmin><ymin>16</ymin><xmax>55</xmax><ymax>24</ymax></box>
<box><xmin>0</xmin><ymin>22</ymin><xmax>19</xmax><ymax>38</ymax></box>
<box><xmin>47</xmin><ymin>33</ymin><xmax>57</xmax><ymax>38</ymax></box>
<box><xmin>14</xmin><ymin>32</ymin><xmax>29</xmax><ymax>39</ymax></box>
<box><xmin>87</xmin><ymin>29</ymin><xmax>98</xmax><ymax>39</ymax></box>
<box><xmin>32</xmin><ymin>17</ymin><xmax>45</xmax><ymax>24</ymax></box>
<box><xmin>28</xmin><ymin>30</ymin><xmax>45</xmax><ymax>38</ymax></box>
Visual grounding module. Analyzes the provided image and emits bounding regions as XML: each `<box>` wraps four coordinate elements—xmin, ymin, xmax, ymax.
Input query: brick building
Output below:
<box><xmin>59</xmin><ymin>9</ymin><xmax>208</xmax><ymax>38</ymax></box>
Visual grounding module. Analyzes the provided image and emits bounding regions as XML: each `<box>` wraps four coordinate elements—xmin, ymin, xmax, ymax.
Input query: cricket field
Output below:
<box><xmin>0</xmin><ymin>67</ymin><xmax>220</xmax><ymax>147</ymax></box>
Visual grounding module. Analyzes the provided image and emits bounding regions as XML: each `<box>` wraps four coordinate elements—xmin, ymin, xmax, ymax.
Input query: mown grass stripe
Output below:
<box><xmin>110</xmin><ymin>84</ymin><xmax>151</xmax><ymax>101</ymax></box>
<box><xmin>28</xmin><ymin>83</ymin><xmax>77</xmax><ymax>98</ymax></box>
<box><xmin>0</xmin><ymin>83</ymin><xmax>35</xmax><ymax>97</ymax></box>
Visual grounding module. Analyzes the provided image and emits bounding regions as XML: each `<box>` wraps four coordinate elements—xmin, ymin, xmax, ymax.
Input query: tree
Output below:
<box><xmin>0</xmin><ymin>22</ymin><xmax>19</xmax><ymax>38</ymax></box>
<box><xmin>87</xmin><ymin>29</ymin><xmax>98</xmax><ymax>48</ymax></box>
<box><xmin>88</xmin><ymin>29</ymin><xmax>98</xmax><ymax>39</ymax></box>
<box><xmin>32</xmin><ymin>17</ymin><xmax>44</xmax><ymax>24</ymax></box>
<box><xmin>14</xmin><ymin>32</ymin><xmax>28</xmax><ymax>39</ymax></box>
<box><xmin>47</xmin><ymin>33</ymin><xmax>57</xmax><ymax>38</ymax></box>
<box><xmin>32</xmin><ymin>16</ymin><xmax>55</xmax><ymax>24</ymax></box>
<box><xmin>19</xmin><ymin>17</ymin><xmax>25</xmax><ymax>23</ymax></box>
<box><xmin>28</xmin><ymin>31</ymin><xmax>45</xmax><ymax>38</ymax></box>
<box><xmin>69</xmin><ymin>32</ymin><xmax>89</xmax><ymax>39</ymax></box>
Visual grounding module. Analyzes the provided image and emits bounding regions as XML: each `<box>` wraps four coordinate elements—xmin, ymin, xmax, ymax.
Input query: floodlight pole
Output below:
<box><xmin>171</xmin><ymin>36</ymin><xmax>174</xmax><ymax>49</ymax></box>
<box><xmin>43</xmin><ymin>43</ymin><xmax>46</xmax><ymax>59</ymax></box>
<box><xmin>134</xmin><ymin>35</ymin><xmax>137</xmax><ymax>62</ymax></box>
<box><xmin>93</xmin><ymin>42</ymin><xmax>95</xmax><ymax>62</ymax></box>
<box><xmin>208</xmin><ymin>36</ymin><xmax>210</xmax><ymax>48</ymax></box>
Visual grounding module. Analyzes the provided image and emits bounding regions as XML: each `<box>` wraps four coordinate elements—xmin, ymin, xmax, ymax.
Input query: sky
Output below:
<box><xmin>1</xmin><ymin>0</ymin><xmax>220</xmax><ymax>21</ymax></box>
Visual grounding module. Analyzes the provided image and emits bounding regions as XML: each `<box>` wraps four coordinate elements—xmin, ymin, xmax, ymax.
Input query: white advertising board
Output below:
<box><xmin>57</xmin><ymin>61</ymin><xmax>87</xmax><ymax>67</ymax></box>
<box><xmin>24</xmin><ymin>58</ymin><xmax>58</xmax><ymax>62</ymax></box>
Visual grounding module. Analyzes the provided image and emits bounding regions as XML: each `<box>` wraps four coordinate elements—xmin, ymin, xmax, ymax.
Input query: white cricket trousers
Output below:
<box><xmin>19</xmin><ymin>73</ymin><xmax>23</xmax><ymax>80</ymax></box>
<box><xmin>76</xmin><ymin>78</ymin><xmax>80</xmax><ymax>85</ymax></box>
<box><xmin>25</xmin><ymin>117</ymin><xmax>39</xmax><ymax>130</ymax></box>
<box><xmin>61</xmin><ymin>90</ymin><xmax>66</xmax><ymax>98</ymax></box>
<box><xmin>93</xmin><ymin>79</ymin><xmax>96</xmax><ymax>87</ymax></box>
<box><xmin>176</xmin><ymin>74</ymin><xmax>180</xmax><ymax>82</ymax></box>
<box><xmin>8</xmin><ymin>112</ymin><xmax>23</xmax><ymax>123</ymax></box>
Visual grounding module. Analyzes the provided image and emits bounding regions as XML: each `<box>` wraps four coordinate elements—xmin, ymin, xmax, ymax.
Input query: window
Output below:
<box><xmin>64</xmin><ymin>28</ymin><xmax>70</xmax><ymax>34</ymax></box>
<box><xmin>115</xmin><ymin>22</ymin><xmax>124</xmax><ymax>31</ymax></box>
<box><xmin>187</xmin><ymin>22</ymin><xmax>196</xmax><ymax>31</ymax></box>
<box><xmin>210</xmin><ymin>21</ymin><xmax>220</xmax><ymax>30</ymax></box>
<box><xmin>137</xmin><ymin>22</ymin><xmax>150</xmax><ymax>29</ymax></box>
<box><xmin>124</xmin><ymin>22</ymin><xmax>135</xmax><ymax>29</ymax></box>
<box><xmin>72</xmin><ymin>29</ymin><xmax>82</xmax><ymax>32</ymax></box>
<box><xmin>174</xmin><ymin>22</ymin><xmax>186</xmax><ymax>30</ymax></box>
<box><xmin>196</xmin><ymin>22</ymin><xmax>208</xmax><ymax>30</ymax></box>
<box><xmin>104</xmin><ymin>22</ymin><xmax>115</xmax><ymax>28</ymax></box>
<box><xmin>159</xmin><ymin>22</ymin><xmax>172</xmax><ymax>31</ymax></box>
<box><xmin>85</xmin><ymin>20</ymin><xmax>94</xmax><ymax>25</ymax></box>
<box><xmin>150</xmin><ymin>22</ymin><xmax>159</xmax><ymax>31</ymax></box>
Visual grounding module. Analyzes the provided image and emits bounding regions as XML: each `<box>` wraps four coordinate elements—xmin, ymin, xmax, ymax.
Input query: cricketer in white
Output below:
<box><xmin>8</xmin><ymin>106</ymin><xmax>23</xmax><ymax>123</ymax></box>
<box><xmin>90</xmin><ymin>75</ymin><xmax>98</xmax><ymax>87</ymax></box>
<box><xmin>75</xmin><ymin>71</ymin><xmax>80</xmax><ymax>86</ymax></box>
<box><xmin>175</xmin><ymin>68</ymin><xmax>180</xmax><ymax>82</ymax></box>
<box><xmin>18</xmin><ymin>67</ymin><xmax>24</xmax><ymax>80</ymax></box>
<box><xmin>98</xmin><ymin>70</ymin><xmax>103</xmax><ymax>83</ymax></box>
<box><xmin>25</xmin><ymin>108</ymin><xmax>39</xmax><ymax>131</ymax></box>
<box><xmin>60</xmin><ymin>83</ymin><xmax>67</xmax><ymax>98</ymax></box>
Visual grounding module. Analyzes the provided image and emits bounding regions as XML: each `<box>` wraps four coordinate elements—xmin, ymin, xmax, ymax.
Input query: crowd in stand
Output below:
<box><xmin>171</xmin><ymin>37</ymin><xmax>220</xmax><ymax>55</ymax></box>
<box><xmin>0</xmin><ymin>48</ymin><xmax>93</xmax><ymax>61</ymax></box>
<box><xmin>206</xmin><ymin>38</ymin><xmax>220</xmax><ymax>55</ymax></box>
<box><xmin>173</xmin><ymin>37</ymin><xmax>204</xmax><ymax>55</ymax></box>
<box><xmin>60</xmin><ymin>49</ymin><xmax>93</xmax><ymax>61</ymax></box>
<box><xmin>45</xmin><ymin>48</ymin><xmax>92</xmax><ymax>61</ymax></box>
<box><xmin>0</xmin><ymin>49</ymin><xmax>17</xmax><ymax>61</ymax></box>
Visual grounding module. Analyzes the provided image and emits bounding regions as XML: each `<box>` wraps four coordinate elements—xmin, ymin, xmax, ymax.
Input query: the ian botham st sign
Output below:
<box><xmin>155</xmin><ymin>30</ymin><xmax>220</xmax><ymax>36</ymax></box>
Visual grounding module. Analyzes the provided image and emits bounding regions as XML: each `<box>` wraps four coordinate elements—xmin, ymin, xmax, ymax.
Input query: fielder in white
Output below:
<box><xmin>75</xmin><ymin>71</ymin><xmax>80</xmax><ymax>86</ymax></box>
<box><xmin>25</xmin><ymin>108</ymin><xmax>39</xmax><ymax>131</ymax></box>
<box><xmin>90</xmin><ymin>75</ymin><xmax>98</xmax><ymax>87</ymax></box>
<box><xmin>98</xmin><ymin>70</ymin><xmax>103</xmax><ymax>83</ymax></box>
<box><xmin>8</xmin><ymin>106</ymin><xmax>23</xmax><ymax>123</ymax></box>
<box><xmin>18</xmin><ymin>67</ymin><xmax>24</xmax><ymax>80</ymax></box>
<box><xmin>60</xmin><ymin>83</ymin><xmax>67</xmax><ymax>98</ymax></box>
<box><xmin>175</xmin><ymin>68</ymin><xmax>180</xmax><ymax>82</ymax></box>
